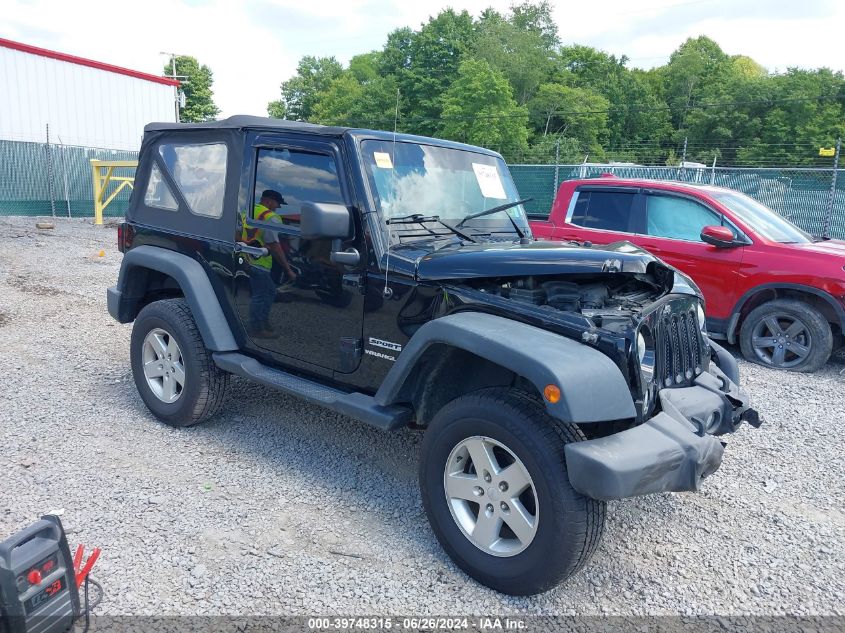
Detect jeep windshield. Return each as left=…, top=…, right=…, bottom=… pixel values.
left=360, top=139, right=530, bottom=243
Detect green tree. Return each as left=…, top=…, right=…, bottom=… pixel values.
left=737, top=68, right=845, bottom=165
left=527, top=82, right=609, bottom=153
left=438, top=58, right=529, bottom=154
left=662, top=36, right=731, bottom=131
left=270, top=56, right=343, bottom=121
left=731, top=55, right=766, bottom=79
left=521, top=134, right=584, bottom=164
left=381, top=9, right=477, bottom=135
left=510, top=0, right=560, bottom=50
left=473, top=10, right=556, bottom=104
left=311, top=72, right=399, bottom=128
left=267, top=100, right=286, bottom=119
left=557, top=46, right=671, bottom=157
left=681, top=60, right=770, bottom=164
left=164, top=55, right=219, bottom=122
left=349, top=51, right=381, bottom=83
left=271, top=5, right=845, bottom=168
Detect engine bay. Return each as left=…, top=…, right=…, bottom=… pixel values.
left=468, top=274, right=667, bottom=330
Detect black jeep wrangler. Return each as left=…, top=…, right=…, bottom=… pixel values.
left=108, top=116, right=761, bottom=595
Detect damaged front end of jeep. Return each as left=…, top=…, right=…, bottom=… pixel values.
left=420, top=245, right=763, bottom=502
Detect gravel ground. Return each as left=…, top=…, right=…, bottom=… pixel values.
left=0, top=216, right=843, bottom=617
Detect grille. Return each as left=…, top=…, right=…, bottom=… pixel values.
left=658, top=307, right=704, bottom=387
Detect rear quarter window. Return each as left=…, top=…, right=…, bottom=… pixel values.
left=158, top=142, right=228, bottom=218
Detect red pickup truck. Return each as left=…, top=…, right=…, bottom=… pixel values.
left=530, top=177, right=845, bottom=372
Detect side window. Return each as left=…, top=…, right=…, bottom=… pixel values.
left=570, top=191, right=636, bottom=232
left=144, top=163, right=177, bottom=211
left=158, top=143, right=227, bottom=218
left=646, top=195, right=721, bottom=241
left=253, top=148, right=344, bottom=227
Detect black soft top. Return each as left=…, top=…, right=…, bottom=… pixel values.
left=144, top=115, right=350, bottom=137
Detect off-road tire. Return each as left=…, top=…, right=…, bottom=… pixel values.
left=130, top=299, right=229, bottom=427
left=739, top=299, right=832, bottom=372
left=419, top=387, right=605, bottom=595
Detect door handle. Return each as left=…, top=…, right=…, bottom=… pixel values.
left=331, top=247, right=360, bottom=266
left=235, top=242, right=269, bottom=257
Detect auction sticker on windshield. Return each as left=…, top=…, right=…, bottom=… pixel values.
left=472, top=163, right=507, bottom=199
left=373, top=152, right=394, bottom=169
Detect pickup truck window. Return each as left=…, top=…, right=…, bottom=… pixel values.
left=158, top=143, right=227, bottom=218
left=253, top=148, right=344, bottom=226
left=570, top=190, right=636, bottom=232
left=646, top=195, right=721, bottom=241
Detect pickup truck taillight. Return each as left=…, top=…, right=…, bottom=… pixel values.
left=117, top=222, right=134, bottom=253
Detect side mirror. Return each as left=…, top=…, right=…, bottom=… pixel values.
left=700, top=225, right=739, bottom=248
left=300, top=202, right=352, bottom=240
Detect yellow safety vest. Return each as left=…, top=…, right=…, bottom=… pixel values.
left=241, top=203, right=279, bottom=269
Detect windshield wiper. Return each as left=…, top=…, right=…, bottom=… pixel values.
left=457, top=198, right=533, bottom=238
left=385, top=214, right=478, bottom=243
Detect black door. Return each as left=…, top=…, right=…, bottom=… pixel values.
left=234, top=135, right=366, bottom=375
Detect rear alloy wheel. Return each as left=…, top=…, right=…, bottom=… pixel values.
left=141, top=328, right=186, bottom=403
left=131, top=299, right=229, bottom=426
left=739, top=299, right=832, bottom=372
left=420, top=388, right=605, bottom=595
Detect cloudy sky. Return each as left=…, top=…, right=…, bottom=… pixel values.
left=4, top=0, right=843, bottom=117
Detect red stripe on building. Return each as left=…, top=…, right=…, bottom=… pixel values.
left=0, top=37, right=180, bottom=86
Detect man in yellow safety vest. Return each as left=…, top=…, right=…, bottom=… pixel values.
left=242, top=189, right=298, bottom=337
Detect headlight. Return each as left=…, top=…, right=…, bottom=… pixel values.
left=637, top=326, right=656, bottom=386
left=696, top=304, right=707, bottom=333
left=670, top=270, right=703, bottom=298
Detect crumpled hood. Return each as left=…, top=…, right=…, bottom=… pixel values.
left=414, top=239, right=662, bottom=280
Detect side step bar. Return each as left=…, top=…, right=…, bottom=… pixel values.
left=212, top=352, right=413, bottom=431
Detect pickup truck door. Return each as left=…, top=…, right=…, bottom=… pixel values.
left=633, top=190, right=745, bottom=321
left=234, top=134, right=366, bottom=375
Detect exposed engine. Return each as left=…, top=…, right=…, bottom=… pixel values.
left=469, top=274, right=666, bottom=330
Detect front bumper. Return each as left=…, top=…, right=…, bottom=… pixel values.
left=565, top=353, right=761, bottom=501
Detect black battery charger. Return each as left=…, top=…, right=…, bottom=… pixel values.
left=0, top=515, right=81, bottom=633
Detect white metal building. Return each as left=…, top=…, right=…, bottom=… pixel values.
left=0, top=38, right=178, bottom=151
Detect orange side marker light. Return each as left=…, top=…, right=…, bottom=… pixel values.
left=543, top=384, right=561, bottom=403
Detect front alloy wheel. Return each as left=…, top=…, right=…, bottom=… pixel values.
left=444, top=436, right=538, bottom=557
left=420, top=388, right=605, bottom=595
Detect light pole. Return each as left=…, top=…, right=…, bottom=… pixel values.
left=160, top=52, right=187, bottom=122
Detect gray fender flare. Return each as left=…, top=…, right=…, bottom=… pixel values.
left=374, top=312, right=636, bottom=423
left=113, top=245, right=238, bottom=351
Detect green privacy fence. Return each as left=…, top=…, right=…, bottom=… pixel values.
left=0, top=139, right=138, bottom=218
left=1, top=138, right=844, bottom=238
left=510, top=163, right=845, bottom=239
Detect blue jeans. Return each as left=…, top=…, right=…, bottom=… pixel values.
left=248, top=266, right=275, bottom=329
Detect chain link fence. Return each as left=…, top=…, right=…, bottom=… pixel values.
left=0, top=139, right=138, bottom=219
left=2, top=138, right=844, bottom=238
left=510, top=163, right=845, bottom=239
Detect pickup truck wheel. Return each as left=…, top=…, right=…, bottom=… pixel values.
left=130, top=299, right=229, bottom=427
left=739, top=299, right=832, bottom=372
left=419, top=387, right=605, bottom=595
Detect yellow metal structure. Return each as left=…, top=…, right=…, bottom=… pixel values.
left=90, top=159, right=138, bottom=225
